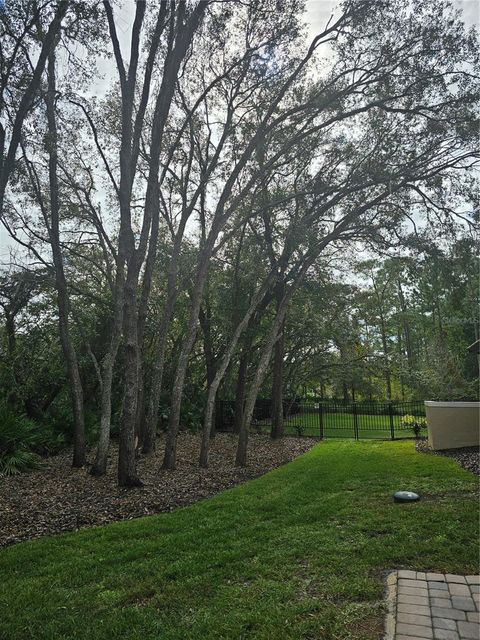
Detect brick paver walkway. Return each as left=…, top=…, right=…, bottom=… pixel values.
left=387, top=570, right=480, bottom=640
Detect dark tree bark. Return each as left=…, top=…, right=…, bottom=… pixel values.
left=45, top=50, right=85, bottom=467
left=199, top=299, right=217, bottom=437
left=378, top=311, right=392, bottom=400
left=91, top=0, right=147, bottom=480
left=91, top=1, right=207, bottom=484
left=270, top=290, right=285, bottom=439
left=235, top=270, right=307, bottom=466
left=236, top=307, right=287, bottom=467
left=199, top=274, right=275, bottom=467
left=135, top=191, right=160, bottom=450
left=143, top=212, right=189, bottom=454
left=233, top=346, right=250, bottom=435
left=133, top=2, right=209, bottom=461
left=0, top=2, right=68, bottom=215
left=397, top=280, right=415, bottom=371
left=162, top=23, right=336, bottom=470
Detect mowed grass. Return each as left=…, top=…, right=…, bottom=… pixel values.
left=0, top=441, right=478, bottom=640
left=262, top=411, right=424, bottom=439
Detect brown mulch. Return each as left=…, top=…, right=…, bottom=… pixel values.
left=416, top=439, right=480, bottom=476
left=0, top=433, right=316, bottom=548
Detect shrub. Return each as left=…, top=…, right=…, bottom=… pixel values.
left=0, top=404, right=42, bottom=475
left=42, top=395, right=97, bottom=446
left=400, top=414, right=427, bottom=439
left=180, top=396, right=205, bottom=433
left=292, top=423, right=305, bottom=436
left=33, top=428, right=65, bottom=456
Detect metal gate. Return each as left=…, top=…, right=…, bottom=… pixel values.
left=215, top=399, right=426, bottom=440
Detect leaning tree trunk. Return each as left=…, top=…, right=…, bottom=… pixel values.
left=199, top=275, right=274, bottom=467
left=161, top=28, right=324, bottom=469
left=233, top=346, right=250, bottom=435
left=379, top=312, right=392, bottom=400
left=235, top=330, right=281, bottom=467
left=235, top=272, right=305, bottom=466
left=143, top=225, right=185, bottom=454
left=199, top=300, right=216, bottom=437
left=46, top=50, right=85, bottom=467
left=236, top=314, right=286, bottom=465
left=138, top=5, right=209, bottom=454
left=90, top=216, right=128, bottom=476
left=162, top=36, right=317, bottom=469
left=270, top=297, right=285, bottom=439
left=90, top=335, right=121, bottom=475
left=397, top=280, right=415, bottom=370
left=0, top=2, right=68, bottom=217
left=162, top=246, right=214, bottom=470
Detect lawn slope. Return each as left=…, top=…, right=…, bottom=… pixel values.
left=0, top=441, right=478, bottom=640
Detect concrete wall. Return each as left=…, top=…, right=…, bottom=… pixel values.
left=425, top=401, right=480, bottom=450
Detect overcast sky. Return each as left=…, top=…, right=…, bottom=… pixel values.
left=306, top=0, right=479, bottom=36
left=1, top=0, right=478, bottom=260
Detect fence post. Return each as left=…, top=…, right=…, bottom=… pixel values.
left=389, top=403, right=395, bottom=440
left=319, top=402, right=324, bottom=439
left=353, top=403, right=359, bottom=440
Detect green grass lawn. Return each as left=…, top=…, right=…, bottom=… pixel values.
left=0, top=441, right=478, bottom=640
left=260, top=411, right=424, bottom=439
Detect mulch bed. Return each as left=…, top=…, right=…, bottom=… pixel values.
left=416, top=439, right=480, bottom=476
left=0, top=433, right=316, bottom=548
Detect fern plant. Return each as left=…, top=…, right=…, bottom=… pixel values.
left=0, top=403, right=42, bottom=475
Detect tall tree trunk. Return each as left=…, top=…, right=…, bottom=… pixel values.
left=199, top=294, right=216, bottom=437
left=163, top=256, right=211, bottom=470
left=236, top=318, right=283, bottom=467
left=4, top=312, right=15, bottom=358
left=102, top=1, right=207, bottom=481
left=379, top=312, right=392, bottom=400
left=134, top=1, right=208, bottom=460
left=143, top=226, right=185, bottom=454
left=117, top=264, right=143, bottom=486
left=235, top=278, right=300, bottom=466
left=90, top=1, right=147, bottom=477
left=270, top=310, right=285, bottom=439
left=233, top=346, right=250, bottom=435
left=397, top=280, right=414, bottom=370
left=91, top=326, right=122, bottom=475
left=135, top=187, right=160, bottom=450
left=230, top=226, right=249, bottom=436
left=199, top=275, right=274, bottom=467
left=397, top=327, right=405, bottom=400
left=0, top=2, right=68, bottom=216
left=46, top=50, right=85, bottom=467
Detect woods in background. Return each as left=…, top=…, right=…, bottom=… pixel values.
left=0, top=0, right=478, bottom=484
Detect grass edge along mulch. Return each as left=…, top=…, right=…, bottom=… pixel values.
left=0, top=440, right=478, bottom=640
left=0, top=433, right=315, bottom=548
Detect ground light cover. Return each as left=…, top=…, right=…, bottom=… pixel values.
left=0, top=441, right=478, bottom=640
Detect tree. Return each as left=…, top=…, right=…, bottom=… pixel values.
left=0, top=0, right=477, bottom=483
left=0, top=1, right=68, bottom=215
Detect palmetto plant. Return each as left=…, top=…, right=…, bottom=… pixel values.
left=0, top=403, right=42, bottom=475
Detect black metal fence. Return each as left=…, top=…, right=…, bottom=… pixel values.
left=215, top=398, right=426, bottom=440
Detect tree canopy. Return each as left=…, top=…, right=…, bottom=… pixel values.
left=0, top=0, right=478, bottom=484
